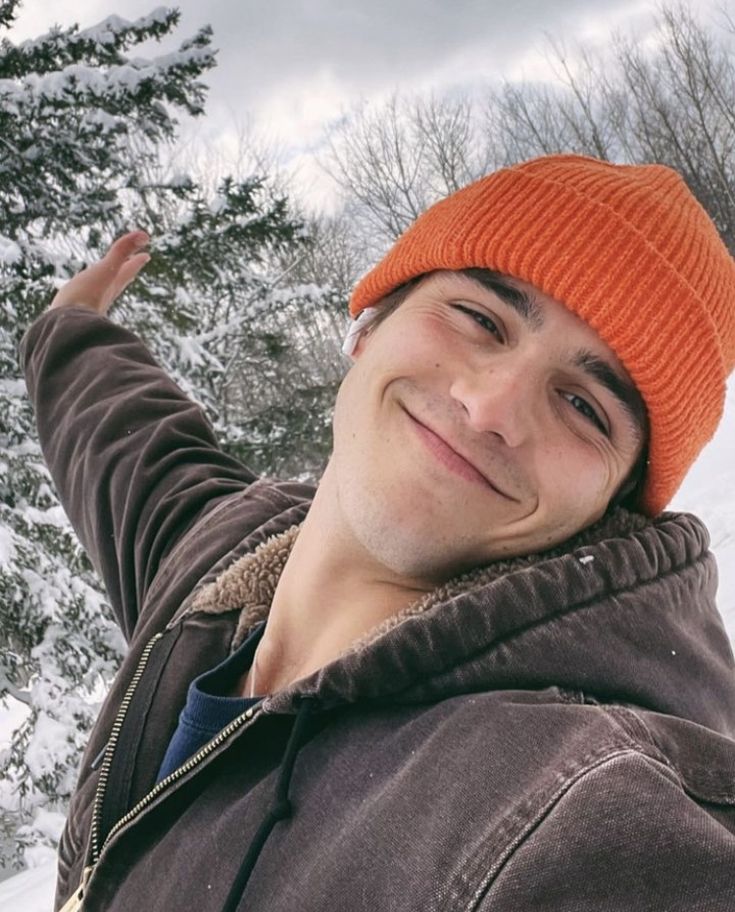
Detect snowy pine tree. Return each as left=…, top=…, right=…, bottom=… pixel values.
left=0, top=0, right=216, bottom=870
left=118, top=171, right=345, bottom=481
left=0, top=0, right=340, bottom=871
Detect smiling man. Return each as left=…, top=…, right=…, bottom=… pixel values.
left=335, top=271, right=646, bottom=563
left=19, top=154, right=735, bottom=911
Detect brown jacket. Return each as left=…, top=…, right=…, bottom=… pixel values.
left=20, top=306, right=735, bottom=911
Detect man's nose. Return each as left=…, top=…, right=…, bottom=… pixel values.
left=449, top=360, right=537, bottom=448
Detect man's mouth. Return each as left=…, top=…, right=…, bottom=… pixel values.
left=402, top=406, right=515, bottom=499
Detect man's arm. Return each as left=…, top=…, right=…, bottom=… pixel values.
left=18, top=233, right=258, bottom=640
left=477, top=750, right=735, bottom=910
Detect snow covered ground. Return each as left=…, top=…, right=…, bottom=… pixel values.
left=2, top=381, right=734, bottom=910
left=668, top=378, right=735, bottom=636
left=0, top=851, right=57, bottom=911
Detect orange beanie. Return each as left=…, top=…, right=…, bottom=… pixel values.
left=349, top=154, right=735, bottom=516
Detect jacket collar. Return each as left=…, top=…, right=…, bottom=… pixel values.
left=186, top=508, right=735, bottom=736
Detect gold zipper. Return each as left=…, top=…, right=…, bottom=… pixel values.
left=89, top=631, right=165, bottom=864
left=98, top=698, right=262, bottom=855
left=72, top=628, right=263, bottom=909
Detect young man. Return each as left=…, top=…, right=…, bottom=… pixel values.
left=20, top=154, right=735, bottom=911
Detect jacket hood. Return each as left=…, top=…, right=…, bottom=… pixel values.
left=187, top=507, right=735, bottom=737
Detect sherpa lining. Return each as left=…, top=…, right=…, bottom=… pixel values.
left=189, top=524, right=300, bottom=649
left=187, top=508, right=650, bottom=654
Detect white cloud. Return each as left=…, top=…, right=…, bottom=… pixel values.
left=7, top=0, right=725, bottom=207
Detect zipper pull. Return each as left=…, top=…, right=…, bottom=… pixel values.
left=58, top=864, right=94, bottom=912
left=90, top=740, right=110, bottom=771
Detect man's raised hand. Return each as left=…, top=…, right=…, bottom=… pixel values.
left=48, top=230, right=150, bottom=316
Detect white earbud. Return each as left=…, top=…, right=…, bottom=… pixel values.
left=341, top=307, right=382, bottom=357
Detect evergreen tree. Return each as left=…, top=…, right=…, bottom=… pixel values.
left=119, top=172, right=346, bottom=481
left=0, top=1, right=339, bottom=870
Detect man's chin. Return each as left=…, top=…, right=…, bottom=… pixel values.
left=349, top=512, right=499, bottom=582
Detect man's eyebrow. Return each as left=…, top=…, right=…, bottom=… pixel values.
left=449, top=268, right=648, bottom=438
left=460, top=268, right=545, bottom=331
left=573, top=350, right=648, bottom=439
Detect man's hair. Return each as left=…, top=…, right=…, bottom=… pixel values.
left=365, top=275, right=424, bottom=333
left=610, top=446, right=648, bottom=512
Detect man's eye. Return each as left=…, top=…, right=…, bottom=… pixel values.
left=562, top=392, right=608, bottom=435
left=453, top=305, right=503, bottom=340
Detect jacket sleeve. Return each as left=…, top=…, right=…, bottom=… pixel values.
left=477, top=750, right=735, bottom=910
left=19, top=305, right=259, bottom=641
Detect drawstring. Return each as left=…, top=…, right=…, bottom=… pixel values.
left=221, top=696, right=318, bottom=912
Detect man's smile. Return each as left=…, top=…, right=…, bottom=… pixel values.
left=401, top=404, right=514, bottom=499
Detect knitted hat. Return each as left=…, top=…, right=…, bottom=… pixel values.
left=349, top=154, right=735, bottom=516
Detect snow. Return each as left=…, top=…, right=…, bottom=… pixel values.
left=0, top=378, right=27, bottom=396
left=21, top=505, right=70, bottom=530
left=77, top=9, right=171, bottom=47
left=0, top=525, right=17, bottom=563
left=81, top=109, right=123, bottom=135
left=0, top=857, right=57, bottom=911
left=28, top=809, right=66, bottom=844
left=270, top=282, right=327, bottom=303
left=169, top=171, right=193, bottom=189
left=208, top=194, right=227, bottom=215
left=0, top=698, right=30, bottom=768
left=669, top=377, right=735, bottom=636
left=177, top=335, right=207, bottom=368
left=0, top=236, right=22, bottom=265
left=24, top=713, right=72, bottom=782
left=0, top=43, right=210, bottom=108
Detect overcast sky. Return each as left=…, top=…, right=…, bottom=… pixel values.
left=9, top=0, right=729, bottom=207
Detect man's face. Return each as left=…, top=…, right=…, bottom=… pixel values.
left=329, top=270, right=646, bottom=582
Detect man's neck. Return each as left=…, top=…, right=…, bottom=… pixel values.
left=238, top=473, right=434, bottom=697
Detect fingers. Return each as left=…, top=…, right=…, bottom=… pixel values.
left=103, top=230, right=151, bottom=306
left=46, top=230, right=152, bottom=314
left=103, top=230, right=150, bottom=273
left=110, top=251, right=151, bottom=300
